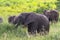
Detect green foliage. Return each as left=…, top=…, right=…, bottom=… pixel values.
left=0, top=0, right=59, bottom=40
left=0, top=0, right=57, bottom=16
left=0, top=0, right=57, bottom=22
left=56, top=0, right=60, bottom=11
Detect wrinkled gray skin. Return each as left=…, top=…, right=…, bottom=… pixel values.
left=12, top=12, right=50, bottom=35
left=8, top=16, right=16, bottom=23
left=43, top=10, right=59, bottom=22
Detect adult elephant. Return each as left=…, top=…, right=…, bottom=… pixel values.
left=9, top=12, right=50, bottom=35
left=43, top=10, right=59, bottom=22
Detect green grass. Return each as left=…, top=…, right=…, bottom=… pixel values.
left=0, top=22, right=60, bottom=40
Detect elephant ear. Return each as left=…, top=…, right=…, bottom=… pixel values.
left=24, top=19, right=34, bottom=25
left=24, top=13, right=34, bottom=25
left=20, top=12, right=35, bottom=25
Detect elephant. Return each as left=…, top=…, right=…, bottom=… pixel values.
left=43, top=10, right=59, bottom=22
left=8, top=16, right=16, bottom=23
left=10, top=12, right=50, bottom=35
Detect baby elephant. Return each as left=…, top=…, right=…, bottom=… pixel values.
left=10, top=12, right=50, bottom=35
left=43, top=10, right=59, bottom=22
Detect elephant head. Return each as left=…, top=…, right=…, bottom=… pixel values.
left=12, top=12, right=34, bottom=28
left=8, top=16, right=16, bottom=23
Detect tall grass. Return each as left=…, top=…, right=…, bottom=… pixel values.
left=0, top=21, right=60, bottom=40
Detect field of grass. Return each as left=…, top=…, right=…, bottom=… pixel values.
left=0, top=0, right=60, bottom=40
left=0, top=21, right=60, bottom=40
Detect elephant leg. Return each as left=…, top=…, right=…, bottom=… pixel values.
left=55, top=17, right=58, bottom=22
left=37, top=28, right=44, bottom=35
left=28, top=22, right=37, bottom=35
left=37, top=26, right=41, bottom=33
left=37, top=25, right=42, bottom=34
left=37, top=25, right=49, bottom=35
left=44, top=24, right=50, bottom=35
left=46, top=27, right=49, bottom=34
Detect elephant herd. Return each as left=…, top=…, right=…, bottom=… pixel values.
left=0, top=10, right=59, bottom=36
left=8, top=10, right=59, bottom=36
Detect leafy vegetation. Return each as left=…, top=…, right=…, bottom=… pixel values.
left=0, top=0, right=60, bottom=40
